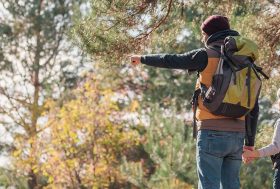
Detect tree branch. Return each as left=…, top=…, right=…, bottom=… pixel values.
left=136, top=0, right=173, bottom=39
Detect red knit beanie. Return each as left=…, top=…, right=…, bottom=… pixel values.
left=200, top=15, right=230, bottom=36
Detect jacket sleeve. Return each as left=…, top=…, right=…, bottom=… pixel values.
left=245, top=98, right=259, bottom=146
left=140, top=48, right=208, bottom=71
left=258, top=120, right=280, bottom=157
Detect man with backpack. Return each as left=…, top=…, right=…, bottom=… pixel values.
left=130, top=15, right=267, bottom=189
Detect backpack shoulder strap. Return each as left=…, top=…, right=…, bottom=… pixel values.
left=189, top=88, right=201, bottom=139
left=253, top=65, right=269, bottom=80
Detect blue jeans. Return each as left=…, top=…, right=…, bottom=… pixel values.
left=274, top=168, right=280, bottom=189
left=196, top=130, right=245, bottom=189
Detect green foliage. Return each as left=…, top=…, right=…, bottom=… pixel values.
left=141, top=68, right=196, bottom=111
left=121, top=105, right=197, bottom=188
left=258, top=97, right=279, bottom=126
left=1, top=0, right=279, bottom=188
left=240, top=158, right=273, bottom=189
left=240, top=124, right=275, bottom=189
left=0, top=0, right=88, bottom=188
left=255, top=123, right=275, bottom=149
left=72, top=0, right=189, bottom=63
left=0, top=168, right=28, bottom=189
left=72, top=0, right=280, bottom=75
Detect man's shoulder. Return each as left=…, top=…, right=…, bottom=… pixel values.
left=182, top=48, right=208, bottom=72
left=184, top=48, right=207, bottom=59
left=187, top=48, right=207, bottom=54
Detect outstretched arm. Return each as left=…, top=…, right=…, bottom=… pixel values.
left=130, top=48, right=208, bottom=71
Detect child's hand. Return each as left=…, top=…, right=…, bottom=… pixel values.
left=242, top=146, right=256, bottom=164
left=243, top=149, right=260, bottom=158
left=242, top=149, right=260, bottom=164
left=242, top=156, right=255, bottom=164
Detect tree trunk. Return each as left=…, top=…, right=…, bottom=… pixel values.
left=27, top=170, right=38, bottom=189
left=28, top=1, right=43, bottom=188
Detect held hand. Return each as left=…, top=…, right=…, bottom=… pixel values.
left=243, top=145, right=254, bottom=151
left=243, top=156, right=256, bottom=164
left=242, top=146, right=255, bottom=164
left=243, top=149, right=260, bottom=158
left=130, top=55, right=141, bottom=66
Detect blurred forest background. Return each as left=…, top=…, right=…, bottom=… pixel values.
left=0, top=0, right=280, bottom=188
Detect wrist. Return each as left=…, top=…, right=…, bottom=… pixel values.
left=140, top=56, right=144, bottom=64
left=254, top=150, right=260, bottom=157
left=244, top=145, right=254, bottom=150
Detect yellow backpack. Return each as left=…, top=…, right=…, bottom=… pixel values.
left=200, top=36, right=269, bottom=117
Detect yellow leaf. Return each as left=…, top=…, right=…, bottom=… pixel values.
left=130, top=100, right=139, bottom=112
left=12, top=150, right=21, bottom=157
left=48, top=176, right=54, bottom=183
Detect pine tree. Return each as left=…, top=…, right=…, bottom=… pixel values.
left=73, top=0, right=280, bottom=71
left=0, top=0, right=85, bottom=188
left=121, top=105, right=197, bottom=188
